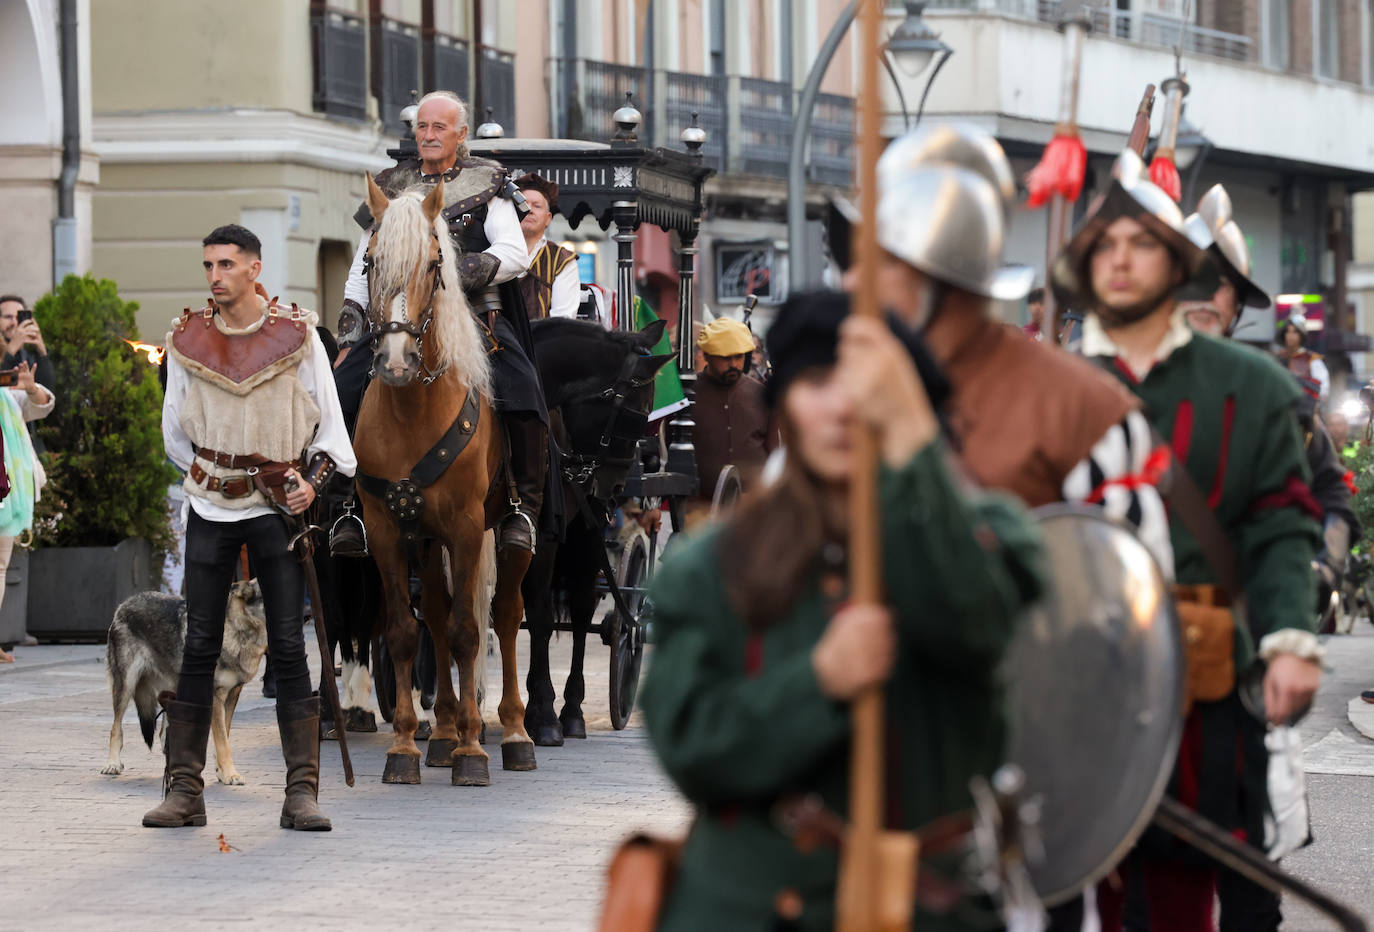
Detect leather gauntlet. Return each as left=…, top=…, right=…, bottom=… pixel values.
left=458, top=252, right=501, bottom=293
left=302, top=453, right=337, bottom=494
left=336, top=299, right=369, bottom=348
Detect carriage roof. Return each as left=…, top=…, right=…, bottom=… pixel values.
left=468, top=138, right=714, bottom=237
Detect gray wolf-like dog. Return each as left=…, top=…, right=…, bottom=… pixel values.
left=101, top=581, right=267, bottom=785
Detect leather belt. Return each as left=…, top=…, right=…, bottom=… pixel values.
left=189, top=461, right=255, bottom=498
left=192, top=444, right=271, bottom=470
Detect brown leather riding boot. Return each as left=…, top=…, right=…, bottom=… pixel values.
left=142, top=693, right=211, bottom=828
left=277, top=695, right=332, bottom=831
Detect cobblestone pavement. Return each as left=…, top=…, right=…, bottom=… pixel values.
left=5, top=622, right=1374, bottom=930
left=0, top=629, right=690, bottom=931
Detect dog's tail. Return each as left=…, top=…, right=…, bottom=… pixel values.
left=135, top=684, right=160, bottom=749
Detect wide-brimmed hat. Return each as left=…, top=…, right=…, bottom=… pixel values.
left=1053, top=149, right=1208, bottom=308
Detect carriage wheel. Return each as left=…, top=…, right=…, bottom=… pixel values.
left=373, top=636, right=397, bottom=724
left=608, top=531, right=650, bottom=730
left=710, top=465, right=744, bottom=518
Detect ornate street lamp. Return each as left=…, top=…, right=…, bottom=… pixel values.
left=787, top=0, right=954, bottom=294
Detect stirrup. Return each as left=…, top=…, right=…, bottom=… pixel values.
left=499, top=507, right=537, bottom=555
left=329, top=500, right=369, bottom=557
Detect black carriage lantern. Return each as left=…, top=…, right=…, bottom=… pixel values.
left=469, top=114, right=713, bottom=502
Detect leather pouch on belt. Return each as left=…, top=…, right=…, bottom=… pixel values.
left=598, top=832, right=685, bottom=932
left=1174, top=584, right=1236, bottom=715
left=251, top=462, right=299, bottom=510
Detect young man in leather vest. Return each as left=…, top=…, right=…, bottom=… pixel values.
left=148, top=224, right=356, bottom=831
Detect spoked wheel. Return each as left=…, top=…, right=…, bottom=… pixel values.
left=711, top=464, right=743, bottom=519
left=608, top=531, right=650, bottom=730
left=373, top=635, right=396, bottom=724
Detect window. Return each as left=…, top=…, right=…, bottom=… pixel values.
left=1316, top=0, right=1340, bottom=78
left=1263, top=0, right=1291, bottom=69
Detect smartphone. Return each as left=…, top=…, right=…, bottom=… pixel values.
left=15, top=310, right=32, bottom=323
left=0, top=369, right=18, bottom=387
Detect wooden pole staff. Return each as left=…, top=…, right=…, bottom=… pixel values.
left=835, top=0, right=909, bottom=928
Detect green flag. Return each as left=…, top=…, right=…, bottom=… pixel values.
left=633, top=296, right=689, bottom=422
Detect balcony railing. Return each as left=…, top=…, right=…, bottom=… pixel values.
left=373, top=17, right=422, bottom=135
left=478, top=46, right=517, bottom=129
left=929, top=0, right=1253, bottom=62
left=738, top=78, right=792, bottom=177
left=810, top=93, right=856, bottom=188
left=311, top=7, right=367, bottom=121
left=665, top=71, right=726, bottom=170
left=427, top=32, right=471, bottom=105
left=560, top=59, right=854, bottom=185
left=572, top=60, right=648, bottom=144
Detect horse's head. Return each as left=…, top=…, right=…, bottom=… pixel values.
left=534, top=318, right=675, bottom=500
left=363, top=174, right=448, bottom=386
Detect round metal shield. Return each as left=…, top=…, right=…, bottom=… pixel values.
left=1003, top=505, right=1185, bottom=906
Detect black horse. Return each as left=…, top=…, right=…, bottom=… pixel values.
left=522, top=317, right=672, bottom=746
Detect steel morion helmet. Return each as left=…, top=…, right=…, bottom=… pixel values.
left=1182, top=184, right=1271, bottom=310
left=872, top=123, right=1033, bottom=300
left=1053, top=149, right=1209, bottom=308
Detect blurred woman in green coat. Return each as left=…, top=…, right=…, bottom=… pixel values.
left=641, top=292, right=1046, bottom=931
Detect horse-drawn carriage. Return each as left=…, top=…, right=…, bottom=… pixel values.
left=353, top=111, right=718, bottom=769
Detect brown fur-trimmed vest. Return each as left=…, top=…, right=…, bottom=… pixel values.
left=168, top=292, right=320, bottom=510
left=935, top=313, right=1139, bottom=507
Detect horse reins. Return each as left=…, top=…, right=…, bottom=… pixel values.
left=362, top=230, right=450, bottom=385
left=558, top=352, right=653, bottom=488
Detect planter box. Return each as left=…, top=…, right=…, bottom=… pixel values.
left=0, top=548, right=28, bottom=647
left=27, top=538, right=157, bottom=642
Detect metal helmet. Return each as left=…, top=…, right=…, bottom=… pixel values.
left=1187, top=184, right=1271, bottom=309
left=878, top=122, right=1019, bottom=220
left=1054, top=149, right=1208, bottom=308
left=876, top=166, right=1033, bottom=300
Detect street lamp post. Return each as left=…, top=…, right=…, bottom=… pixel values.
left=786, top=1, right=951, bottom=295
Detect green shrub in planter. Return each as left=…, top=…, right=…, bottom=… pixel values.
left=29, top=274, right=178, bottom=565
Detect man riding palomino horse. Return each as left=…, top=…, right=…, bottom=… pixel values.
left=341, top=89, right=548, bottom=554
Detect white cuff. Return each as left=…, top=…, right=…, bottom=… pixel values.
left=1257, top=628, right=1325, bottom=664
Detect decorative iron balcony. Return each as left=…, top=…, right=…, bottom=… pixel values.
left=478, top=47, right=517, bottom=130
left=927, top=0, right=1253, bottom=62
left=373, top=17, right=422, bottom=135
left=311, top=7, right=367, bottom=121
left=665, top=72, right=726, bottom=170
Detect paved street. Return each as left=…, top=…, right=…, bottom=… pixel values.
left=0, top=629, right=690, bottom=931
left=5, top=623, right=1374, bottom=930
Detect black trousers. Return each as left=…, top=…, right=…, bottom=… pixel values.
left=178, top=510, right=311, bottom=707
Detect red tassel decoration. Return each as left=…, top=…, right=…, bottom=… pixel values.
left=1343, top=469, right=1359, bottom=496
left=1149, top=153, right=1182, bottom=203
left=1026, top=130, right=1088, bottom=208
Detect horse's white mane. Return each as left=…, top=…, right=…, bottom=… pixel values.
left=372, top=190, right=492, bottom=398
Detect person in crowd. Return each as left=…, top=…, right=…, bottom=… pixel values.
left=514, top=173, right=581, bottom=320
left=0, top=360, right=53, bottom=663
left=691, top=317, right=776, bottom=507
left=641, top=290, right=1045, bottom=930
left=1058, top=150, right=1321, bottom=930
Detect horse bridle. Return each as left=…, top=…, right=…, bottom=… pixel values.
left=559, top=352, right=654, bottom=490
left=362, top=229, right=449, bottom=385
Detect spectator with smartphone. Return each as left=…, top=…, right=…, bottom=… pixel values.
left=0, top=296, right=55, bottom=448
left=0, top=359, right=53, bottom=662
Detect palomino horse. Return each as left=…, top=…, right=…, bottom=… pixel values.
left=353, top=175, right=532, bottom=786
left=521, top=318, right=673, bottom=745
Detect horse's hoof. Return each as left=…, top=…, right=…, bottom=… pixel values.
left=559, top=710, right=588, bottom=740
left=451, top=755, right=491, bottom=787
left=414, top=720, right=433, bottom=741
left=425, top=738, right=458, bottom=767
left=530, top=722, right=564, bottom=747
left=320, top=719, right=339, bottom=741
left=382, top=753, right=421, bottom=785
left=502, top=741, right=537, bottom=772
left=345, top=708, right=377, bottom=733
